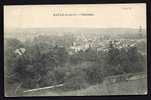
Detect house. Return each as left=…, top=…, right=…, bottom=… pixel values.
left=14, top=48, right=26, bottom=56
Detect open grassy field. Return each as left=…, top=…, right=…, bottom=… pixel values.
left=21, top=73, right=147, bottom=96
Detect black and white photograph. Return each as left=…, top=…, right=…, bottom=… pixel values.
left=4, top=4, right=147, bottom=96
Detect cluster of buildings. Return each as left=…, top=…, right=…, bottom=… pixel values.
left=110, top=39, right=137, bottom=49
left=68, top=32, right=138, bottom=55
left=68, top=33, right=98, bottom=55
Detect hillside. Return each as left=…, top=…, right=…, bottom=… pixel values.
left=21, top=73, right=147, bottom=96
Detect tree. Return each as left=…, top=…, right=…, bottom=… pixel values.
left=4, top=38, right=24, bottom=81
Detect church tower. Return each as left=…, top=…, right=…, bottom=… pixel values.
left=138, top=25, right=143, bottom=38
left=139, top=25, right=142, bottom=32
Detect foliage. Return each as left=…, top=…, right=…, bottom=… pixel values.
left=4, top=35, right=146, bottom=90
left=104, top=41, right=146, bottom=76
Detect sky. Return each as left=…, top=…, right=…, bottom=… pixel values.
left=4, top=3, right=146, bottom=29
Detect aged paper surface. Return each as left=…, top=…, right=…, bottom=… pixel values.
left=4, top=4, right=147, bottom=96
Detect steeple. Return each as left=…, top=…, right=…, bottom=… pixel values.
left=138, top=25, right=143, bottom=38
left=139, top=25, right=142, bottom=33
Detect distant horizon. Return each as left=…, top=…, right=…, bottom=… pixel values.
left=4, top=26, right=146, bottom=42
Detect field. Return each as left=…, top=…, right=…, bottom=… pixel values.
left=16, top=73, right=147, bottom=96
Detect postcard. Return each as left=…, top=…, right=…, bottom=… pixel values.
left=4, top=4, right=147, bottom=96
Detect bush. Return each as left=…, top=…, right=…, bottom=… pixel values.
left=85, top=62, right=104, bottom=84
left=63, top=67, right=89, bottom=90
